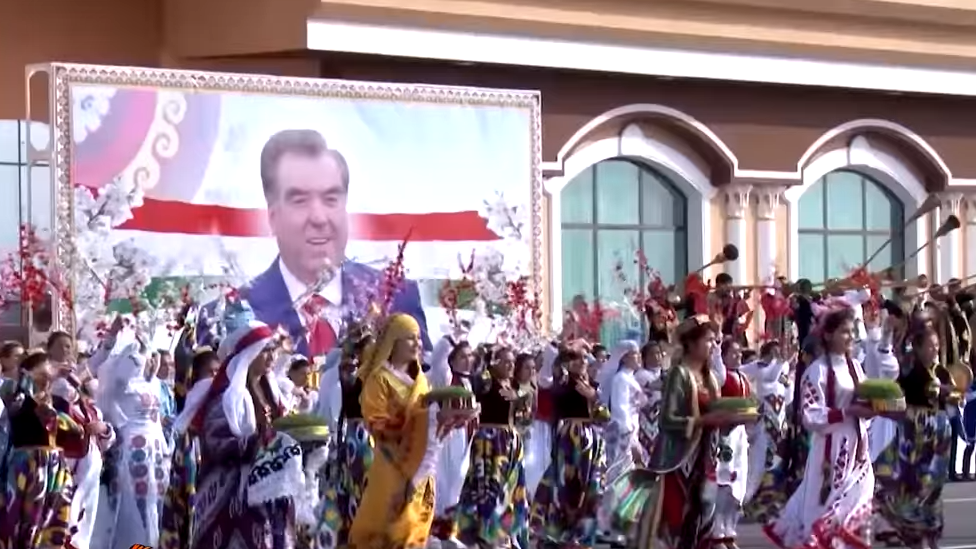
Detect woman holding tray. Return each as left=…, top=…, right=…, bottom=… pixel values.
left=875, top=327, right=955, bottom=549
left=611, top=315, right=751, bottom=549
left=182, top=299, right=295, bottom=549
left=765, top=305, right=897, bottom=549
left=347, top=313, right=470, bottom=549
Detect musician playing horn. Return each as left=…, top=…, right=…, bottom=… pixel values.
left=712, top=273, right=753, bottom=348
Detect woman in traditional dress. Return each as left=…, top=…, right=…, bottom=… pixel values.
left=184, top=300, right=294, bottom=549
left=613, top=315, right=728, bottom=549
left=0, top=351, right=87, bottom=549
left=524, top=342, right=557, bottom=497
left=454, top=346, right=531, bottom=549
left=92, top=335, right=172, bottom=549
left=348, top=313, right=468, bottom=549
left=740, top=340, right=794, bottom=523
left=318, top=330, right=376, bottom=549
left=427, top=336, right=475, bottom=548
left=635, top=340, right=666, bottom=456
left=531, top=347, right=607, bottom=548
left=875, top=327, right=955, bottom=549
left=598, top=340, right=644, bottom=539
left=764, top=305, right=894, bottom=548
left=159, top=332, right=220, bottom=549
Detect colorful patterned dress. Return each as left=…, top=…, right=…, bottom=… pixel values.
left=190, top=376, right=294, bottom=549
left=611, top=362, right=720, bottom=549
left=453, top=378, right=531, bottom=548
left=874, top=360, right=954, bottom=546
left=317, top=375, right=374, bottom=548
left=530, top=375, right=607, bottom=548
left=740, top=358, right=794, bottom=522
left=0, top=392, right=85, bottom=549
left=94, top=361, right=172, bottom=549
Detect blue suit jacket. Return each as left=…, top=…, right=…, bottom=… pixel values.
left=198, top=259, right=431, bottom=356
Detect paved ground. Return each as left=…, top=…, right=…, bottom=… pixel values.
left=592, top=481, right=976, bottom=549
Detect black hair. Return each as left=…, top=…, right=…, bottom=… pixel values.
left=641, top=340, right=661, bottom=364
left=741, top=349, right=758, bottom=364
left=447, top=341, right=471, bottom=366
left=759, top=340, right=780, bottom=357
left=679, top=323, right=715, bottom=351
left=20, top=351, right=48, bottom=372
left=715, top=273, right=733, bottom=285
left=820, top=308, right=856, bottom=349
left=0, top=341, right=24, bottom=360
left=45, top=331, right=71, bottom=351
left=592, top=344, right=607, bottom=356
left=911, top=327, right=939, bottom=352
left=289, top=357, right=311, bottom=373
left=720, top=337, right=740, bottom=357
left=191, top=350, right=219, bottom=383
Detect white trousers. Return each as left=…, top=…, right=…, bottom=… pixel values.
left=711, top=485, right=742, bottom=541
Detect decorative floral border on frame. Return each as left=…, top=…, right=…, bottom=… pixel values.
left=40, top=62, right=545, bottom=338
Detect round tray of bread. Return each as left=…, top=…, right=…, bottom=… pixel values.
left=710, top=397, right=760, bottom=423
left=855, top=379, right=906, bottom=413
left=427, top=386, right=479, bottom=420
left=272, top=413, right=331, bottom=442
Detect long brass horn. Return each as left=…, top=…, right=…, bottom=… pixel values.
left=862, top=194, right=941, bottom=268
left=695, top=243, right=739, bottom=274
left=885, top=214, right=961, bottom=274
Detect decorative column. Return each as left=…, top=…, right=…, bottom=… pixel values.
left=755, top=187, right=783, bottom=284
left=966, top=196, right=976, bottom=279
left=723, top=184, right=751, bottom=283
left=939, top=193, right=963, bottom=283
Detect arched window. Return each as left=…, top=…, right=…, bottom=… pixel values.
left=797, top=170, right=905, bottom=283
left=561, top=159, right=688, bottom=341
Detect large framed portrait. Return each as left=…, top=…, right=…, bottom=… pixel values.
left=27, top=63, right=542, bottom=348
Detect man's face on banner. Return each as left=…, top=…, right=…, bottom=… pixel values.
left=268, top=151, right=349, bottom=282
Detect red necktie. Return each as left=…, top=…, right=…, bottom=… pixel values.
left=301, top=294, right=336, bottom=356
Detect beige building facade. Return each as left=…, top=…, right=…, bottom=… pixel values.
left=5, top=0, right=976, bottom=335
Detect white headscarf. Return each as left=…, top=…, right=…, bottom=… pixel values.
left=180, top=318, right=280, bottom=438
left=599, top=339, right=640, bottom=405
left=173, top=377, right=214, bottom=434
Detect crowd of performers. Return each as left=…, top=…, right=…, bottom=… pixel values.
left=1, top=269, right=975, bottom=549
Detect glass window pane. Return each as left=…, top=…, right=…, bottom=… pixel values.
left=561, top=167, right=593, bottom=224
left=641, top=169, right=684, bottom=227
left=597, top=229, right=640, bottom=301
left=798, top=179, right=825, bottom=230
left=864, top=179, right=901, bottom=231
left=866, top=234, right=904, bottom=279
left=642, top=229, right=686, bottom=286
left=0, top=165, right=20, bottom=254
left=597, top=229, right=640, bottom=343
left=826, top=234, right=865, bottom=278
left=561, top=228, right=595, bottom=307
left=0, top=120, right=21, bottom=164
left=27, top=165, right=52, bottom=233
left=595, top=160, right=639, bottom=225
left=826, top=171, right=865, bottom=230
left=798, top=233, right=825, bottom=281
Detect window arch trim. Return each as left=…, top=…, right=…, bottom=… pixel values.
left=786, top=135, right=927, bottom=280
left=545, top=123, right=716, bottom=331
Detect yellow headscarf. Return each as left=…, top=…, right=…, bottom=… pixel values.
left=358, top=313, right=421, bottom=380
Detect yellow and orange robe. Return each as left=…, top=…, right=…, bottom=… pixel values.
left=348, top=363, right=440, bottom=549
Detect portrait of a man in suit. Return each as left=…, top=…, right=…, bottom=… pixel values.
left=202, top=129, right=430, bottom=356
